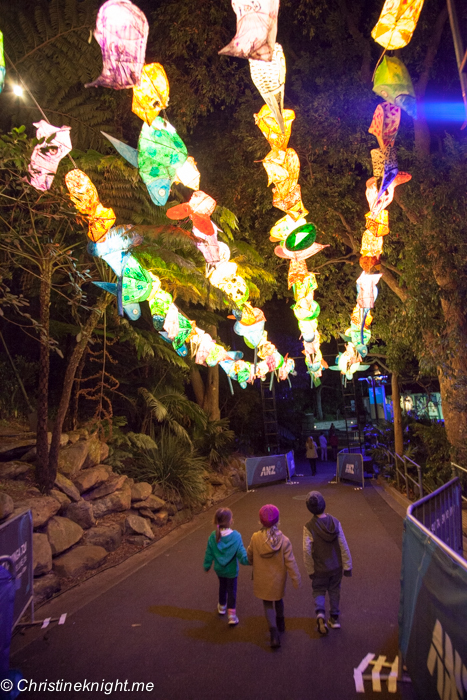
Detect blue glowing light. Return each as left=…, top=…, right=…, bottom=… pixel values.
left=423, top=102, right=466, bottom=122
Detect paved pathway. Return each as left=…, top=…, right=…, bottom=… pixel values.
left=11, top=459, right=416, bottom=700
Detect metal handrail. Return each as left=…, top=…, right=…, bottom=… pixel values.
left=378, top=446, right=424, bottom=500
left=451, top=462, right=467, bottom=502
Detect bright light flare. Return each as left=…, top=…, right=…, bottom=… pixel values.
left=12, top=84, right=24, bottom=97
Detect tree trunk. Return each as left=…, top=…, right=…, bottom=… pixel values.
left=391, top=372, right=403, bottom=456
left=35, top=261, right=52, bottom=492
left=190, top=365, right=205, bottom=408
left=48, top=295, right=111, bottom=486
left=202, top=365, right=220, bottom=420
left=315, top=384, right=323, bottom=421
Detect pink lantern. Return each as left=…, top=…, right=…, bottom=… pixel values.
left=28, top=120, right=72, bottom=191
left=86, top=0, right=149, bottom=89
left=219, top=0, right=280, bottom=62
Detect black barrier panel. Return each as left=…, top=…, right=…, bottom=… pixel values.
left=411, top=478, right=463, bottom=555
left=286, top=451, right=295, bottom=478
left=337, top=452, right=364, bottom=488
left=246, top=454, right=289, bottom=489
left=0, top=509, right=33, bottom=628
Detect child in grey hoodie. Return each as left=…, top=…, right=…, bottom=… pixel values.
left=302, top=491, right=352, bottom=635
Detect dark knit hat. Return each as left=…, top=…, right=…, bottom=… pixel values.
left=259, top=504, right=280, bottom=527
left=306, top=491, right=326, bottom=515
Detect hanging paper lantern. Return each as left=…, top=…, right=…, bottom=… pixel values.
left=234, top=319, right=266, bottom=347
left=65, top=169, right=116, bottom=242
left=373, top=57, right=417, bottom=118
left=368, top=102, right=401, bottom=151
left=365, top=210, right=389, bottom=237
left=359, top=255, right=380, bottom=273
left=249, top=43, right=286, bottom=130
left=121, top=255, right=153, bottom=306
left=360, top=230, right=384, bottom=258
left=28, top=121, right=72, bottom=192
left=284, top=223, right=317, bottom=252
left=0, top=32, right=5, bottom=93
left=287, top=259, right=309, bottom=287
left=255, top=105, right=295, bottom=151
left=273, top=183, right=308, bottom=219
left=275, top=240, right=328, bottom=261
left=371, top=0, right=425, bottom=50
left=138, top=117, right=188, bottom=206
left=219, top=0, right=279, bottom=62
left=356, top=271, right=382, bottom=310
left=167, top=190, right=216, bottom=236
left=86, top=0, right=149, bottom=89
left=366, top=172, right=411, bottom=217
left=132, top=63, right=169, bottom=124
left=269, top=214, right=307, bottom=242
left=263, top=148, right=300, bottom=201
left=174, top=156, right=201, bottom=191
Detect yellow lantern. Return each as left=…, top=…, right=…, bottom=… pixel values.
left=132, top=63, right=170, bottom=125
left=371, top=0, right=425, bottom=50
left=255, top=105, right=295, bottom=151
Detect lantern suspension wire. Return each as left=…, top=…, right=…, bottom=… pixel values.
left=4, top=51, right=79, bottom=168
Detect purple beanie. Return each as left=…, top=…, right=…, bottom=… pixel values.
left=259, top=504, right=280, bottom=528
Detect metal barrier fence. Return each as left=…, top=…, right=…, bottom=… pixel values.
left=409, top=477, right=463, bottom=555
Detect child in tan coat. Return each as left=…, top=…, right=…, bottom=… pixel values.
left=247, top=504, right=301, bottom=649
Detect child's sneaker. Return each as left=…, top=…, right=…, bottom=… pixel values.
left=317, top=616, right=328, bottom=635
left=217, top=603, right=227, bottom=615
left=328, top=616, right=341, bottom=629
left=227, top=609, right=239, bottom=625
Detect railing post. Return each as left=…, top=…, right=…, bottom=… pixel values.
left=417, top=464, right=423, bottom=499
left=395, top=454, right=400, bottom=490
left=404, top=457, right=409, bottom=498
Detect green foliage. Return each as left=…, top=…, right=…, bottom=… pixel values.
left=114, top=430, right=207, bottom=505
left=194, top=417, right=235, bottom=469
left=409, top=421, right=452, bottom=487
left=138, top=385, right=207, bottom=444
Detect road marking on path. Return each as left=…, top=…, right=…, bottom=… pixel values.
left=354, top=653, right=399, bottom=693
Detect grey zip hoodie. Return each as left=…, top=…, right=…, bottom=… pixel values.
left=303, top=514, right=352, bottom=576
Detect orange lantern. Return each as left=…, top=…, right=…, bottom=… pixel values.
left=132, top=63, right=170, bottom=125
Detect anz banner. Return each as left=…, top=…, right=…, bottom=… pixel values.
left=0, top=509, right=33, bottom=629
left=337, top=452, right=364, bottom=488
left=246, top=452, right=294, bottom=489
left=400, top=515, right=467, bottom=700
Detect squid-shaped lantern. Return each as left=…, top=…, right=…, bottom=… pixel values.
left=27, top=121, right=72, bottom=192
left=132, top=63, right=170, bottom=125
left=86, top=0, right=149, bottom=89
left=219, top=0, right=280, bottom=61
left=250, top=43, right=286, bottom=130
left=65, top=169, right=116, bottom=242
left=0, top=31, right=5, bottom=93
left=356, top=271, right=382, bottom=310
left=255, top=105, right=295, bottom=151
left=366, top=171, right=411, bottom=217
left=368, top=102, right=401, bottom=151
left=167, top=190, right=216, bottom=236
left=371, top=0, right=425, bottom=50
left=373, top=57, right=417, bottom=119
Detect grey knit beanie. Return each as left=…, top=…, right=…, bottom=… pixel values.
left=306, top=491, right=326, bottom=515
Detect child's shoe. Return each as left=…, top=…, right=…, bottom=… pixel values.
left=270, top=628, right=281, bottom=648
left=328, top=616, right=341, bottom=629
left=227, top=609, right=239, bottom=625
left=217, top=603, right=227, bottom=615
left=276, top=616, right=285, bottom=633
left=317, top=616, right=328, bottom=635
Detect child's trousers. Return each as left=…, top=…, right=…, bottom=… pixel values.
left=262, top=599, right=284, bottom=629
left=311, top=571, right=342, bottom=617
left=218, top=576, right=237, bottom=609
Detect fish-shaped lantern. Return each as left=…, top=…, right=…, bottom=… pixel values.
left=219, top=0, right=280, bottom=61
left=28, top=121, right=72, bottom=192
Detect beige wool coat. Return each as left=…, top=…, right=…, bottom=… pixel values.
left=247, top=529, right=301, bottom=601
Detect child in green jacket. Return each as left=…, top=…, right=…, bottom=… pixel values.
left=203, top=508, right=250, bottom=625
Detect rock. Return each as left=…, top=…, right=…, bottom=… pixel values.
left=138, top=507, right=157, bottom=521
left=132, top=494, right=165, bottom=512
left=66, top=431, right=81, bottom=444
left=0, top=493, right=14, bottom=521
left=91, top=487, right=132, bottom=519
left=0, top=439, right=36, bottom=461
left=83, top=523, right=122, bottom=552
left=131, top=482, right=152, bottom=502
left=125, top=513, right=155, bottom=539
left=99, top=442, right=109, bottom=463
left=54, top=473, right=80, bottom=502
left=73, top=466, right=109, bottom=494
left=14, top=497, right=60, bottom=528
left=46, top=516, right=83, bottom=556
left=152, top=483, right=165, bottom=498
left=64, top=501, right=96, bottom=530
left=50, top=489, right=71, bottom=509
left=0, top=461, right=31, bottom=480
left=53, top=545, right=108, bottom=578
left=21, top=433, right=69, bottom=462
left=33, top=573, right=61, bottom=605
left=209, top=473, right=225, bottom=486
left=82, top=436, right=102, bottom=469
left=153, top=510, right=169, bottom=527
left=82, top=475, right=127, bottom=501
left=33, top=533, right=52, bottom=576
left=229, top=472, right=244, bottom=489
left=165, top=503, right=178, bottom=516
left=212, top=485, right=228, bottom=503
left=58, top=441, right=90, bottom=479
left=126, top=535, right=151, bottom=547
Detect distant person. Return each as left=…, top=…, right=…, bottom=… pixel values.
left=329, top=423, right=336, bottom=437
left=319, top=432, right=328, bottom=461
left=303, top=491, right=352, bottom=635
left=329, top=432, right=339, bottom=461
left=306, top=435, right=318, bottom=475
left=247, top=505, right=301, bottom=649
left=203, top=508, right=250, bottom=626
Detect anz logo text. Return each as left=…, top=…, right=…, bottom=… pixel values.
left=260, top=465, right=276, bottom=477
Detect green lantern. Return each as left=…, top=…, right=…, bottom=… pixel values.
left=148, top=289, right=173, bottom=317
left=373, top=57, right=417, bottom=119
left=121, top=255, right=153, bottom=305
left=284, top=223, right=317, bottom=252
left=138, top=116, right=188, bottom=206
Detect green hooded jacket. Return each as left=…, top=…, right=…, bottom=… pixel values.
left=203, top=530, right=250, bottom=578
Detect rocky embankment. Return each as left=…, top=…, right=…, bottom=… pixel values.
left=0, top=430, right=245, bottom=607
